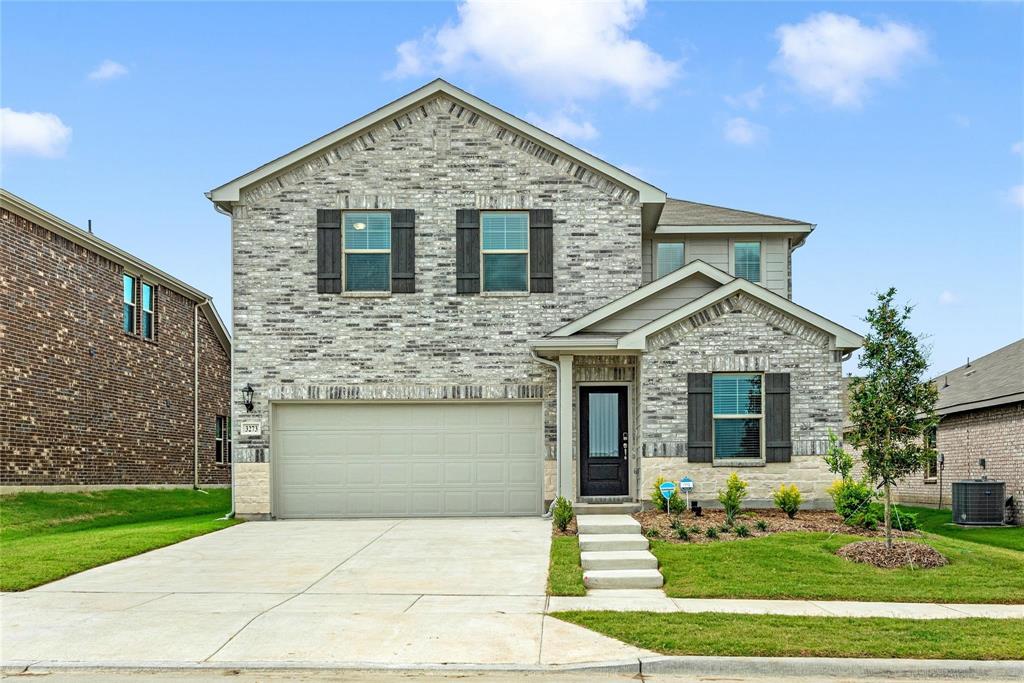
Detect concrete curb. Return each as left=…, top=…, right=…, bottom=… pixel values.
left=4, top=656, right=1023, bottom=679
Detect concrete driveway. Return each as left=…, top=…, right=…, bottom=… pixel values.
left=1, top=518, right=649, bottom=668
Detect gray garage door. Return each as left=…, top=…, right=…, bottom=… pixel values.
left=273, top=402, right=544, bottom=518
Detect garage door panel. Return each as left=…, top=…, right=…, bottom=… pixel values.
left=274, top=402, right=542, bottom=518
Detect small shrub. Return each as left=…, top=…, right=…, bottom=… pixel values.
left=734, top=523, right=751, bottom=537
left=689, top=525, right=701, bottom=534
left=705, top=527, right=719, bottom=539
left=718, top=472, right=749, bottom=525
left=773, top=484, right=803, bottom=519
left=755, top=519, right=769, bottom=532
left=892, top=506, right=919, bottom=532
left=675, top=526, right=690, bottom=541
left=827, top=478, right=880, bottom=528
left=552, top=496, right=574, bottom=532
left=646, top=527, right=661, bottom=539
left=719, top=523, right=732, bottom=534
left=650, top=476, right=686, bottom=513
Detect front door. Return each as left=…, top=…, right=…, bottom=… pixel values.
left=579, top=386, right=629, bottom=497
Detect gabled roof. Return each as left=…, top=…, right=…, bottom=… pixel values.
left=532, top=259, right=862, bottom=354
left=659, top=198, right=811, bottom=227
left=207, top=79, right=667, bottom=208
left=931, top=339, right=1024, bottom=416
left=1, top=188, right=231, bottom=354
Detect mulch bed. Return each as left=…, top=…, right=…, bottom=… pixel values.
left=836, top=540, right=948, bottom=569
left=634, top=508, right=917, bottom=544
left=552, top=517, right=577, bottom=536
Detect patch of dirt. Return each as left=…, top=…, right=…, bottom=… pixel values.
left=836, top=540, right=948, bottom=569
left=552, top=517, right=577, bottom=536
left=634, top=508, right=917, bottom=544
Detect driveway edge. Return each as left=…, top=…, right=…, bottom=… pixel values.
left=4, top=657, right=1024, bottom=679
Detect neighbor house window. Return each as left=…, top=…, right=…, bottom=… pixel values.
left=141, top=282, right=155, bottom=340
left=656, top=242, right=684, bottom=278
left=122, top=274, right=137, bottom=334
left=344, top=212, right=391, bottom=292
left=215, top=415, right=231, bottom=464
left=713, top=373, right=763, bottom=460
left=923, top=426, right=938, bottom=481
left=734, top=242, right=761, bottom=283
left=481, top=211, right=529, bottom=292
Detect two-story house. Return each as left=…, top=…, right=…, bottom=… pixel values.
left=207, top=80, right=862, bottom=519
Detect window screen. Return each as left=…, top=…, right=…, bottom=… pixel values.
left=656, top=242, right=684, bottom=278
left=344, top=212, right=391, bottom=291
left=713, top=373, right=763, bottom=460
left=734, top=242, right=761, bottom=283
left=482, top=212, right=528, bottom=292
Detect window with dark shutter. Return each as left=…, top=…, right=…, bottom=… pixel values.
left=316, top=209, right=342, bottom=293
left=455, top=209, right=480, bottom=293
left=390, top=209, right=415, bottom=293
left=687, top=373, right=713, bottom=463
left=764, top=373, right=792, bottom=462
left=529, top=209, right=553, bottom=293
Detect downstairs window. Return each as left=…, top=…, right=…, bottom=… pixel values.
left=713, top=373, right=763, bottom=461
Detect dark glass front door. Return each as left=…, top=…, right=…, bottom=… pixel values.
left=579, top=386, right=629, bottom=496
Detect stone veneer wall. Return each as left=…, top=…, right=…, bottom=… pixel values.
left=1, top=206, right=230, bottom=488
left=886, top=403, right=1023, bottom=524
left=637, top=293, right=843, bottom=507
left=231, top=95, right=643, bottom=515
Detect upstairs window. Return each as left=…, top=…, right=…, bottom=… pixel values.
left=734, top=242, right=761, bottom=283
left=656, top=242, right=684, bottom=278
left=215, top=415, right=231, bottom=464
left=712, top=373, right=763, bottom=461
left=481, top=212, right=529, bottom=292
left=122, top=274, right=137, bottom=334
left=141, top=282, right=155, bottom=340
left=344, top=212, right=391, bottom=292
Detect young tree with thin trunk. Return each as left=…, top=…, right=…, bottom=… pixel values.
left=848, top=288, right=938, bottom=549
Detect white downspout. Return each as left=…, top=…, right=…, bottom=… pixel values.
left=530, top=348, right=560, bottom=516
left=193, top=302, right=200, bottom=489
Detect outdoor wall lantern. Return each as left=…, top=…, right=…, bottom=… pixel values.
left=242, top=383, right=255, bottom=413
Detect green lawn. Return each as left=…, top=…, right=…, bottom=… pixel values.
left=652, top=532, right=1024, bottom=603
left=548, top=535, right=586, bottom=596
left=1, top=488, right=238, bottom=591
left=902, top=505, right=1024, bottom=552
left=553, top=611, right=1024, bottom=660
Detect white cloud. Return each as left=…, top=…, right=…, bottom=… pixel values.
left=1010, top=184, right=1024, bottom=208
left=0, top=108, right=72, bottom=157
left=527, top=109, right=598, bottom=142
left=1012, top=140, right=1023, bottom=155
left=723, top=117, right=762, bottom=145
left=391, top=0, right=678, bottom=104
left=724, top=85, right=765, bottom=110
left=938, top=290, right=960, bottom=305
left=87, top=59, right=128, bottom=81
left=951, top=113, right=971, bottom=128
left=773, top=12, right=927, bottom=107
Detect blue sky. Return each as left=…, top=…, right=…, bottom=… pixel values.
left=3, top=1, right=1022, bottom=375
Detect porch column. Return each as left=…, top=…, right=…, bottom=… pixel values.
left=558, top=354, right=574, bottom=501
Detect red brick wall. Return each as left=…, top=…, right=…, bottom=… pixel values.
left=1, top=206, right=230, bottom=486
left=892, top=403, right=1023, bottom=523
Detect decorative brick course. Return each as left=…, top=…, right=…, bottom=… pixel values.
left=1, top=206, right=230, bottom=487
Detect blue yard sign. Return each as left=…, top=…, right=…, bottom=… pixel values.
left=659, top=481, right=677, bottom=513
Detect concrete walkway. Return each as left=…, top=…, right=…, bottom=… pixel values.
left=547, top=589, right=1024, bottom=619
left=1, top=519, right=654, bottom=668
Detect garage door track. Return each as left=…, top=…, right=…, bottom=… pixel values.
left=1, top=518, right=649, bottom=668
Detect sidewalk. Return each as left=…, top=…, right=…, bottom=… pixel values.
left=546, top=590, right=1024, bottom=619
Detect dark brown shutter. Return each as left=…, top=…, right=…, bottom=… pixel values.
left=765, top=373, right=792, bottom=462
left=529, top=209, right=553, bottom=293
left=316, top=209, right=342, bottom=293
left=390, top=209, right=415, bottom=293
left=687, top=373, right=713, bottom=462
left=455, top=209, right=480, bottom=294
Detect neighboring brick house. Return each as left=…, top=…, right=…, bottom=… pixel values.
left=886, top=340, right=1022, bottom=524
left=207, top=80, right=862, bottom=519
left=1, top=189, right=232, bottom=491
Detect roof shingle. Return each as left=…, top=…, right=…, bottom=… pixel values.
left=659, top=197, right=810, bottom=227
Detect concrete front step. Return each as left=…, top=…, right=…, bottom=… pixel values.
left=578, top=533, right=649, bottom=552
left=576, top=514, right=641, bottom=535
left=581, top=550, right=658, bottom=570
left=584, top=568, right=664, bottom=590
left=574, top=502, right=642, bottom=515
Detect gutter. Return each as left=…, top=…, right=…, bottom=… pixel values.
left=530, top=349, right=561, bottom=518
left=193, top=303, right=200, bottom=489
